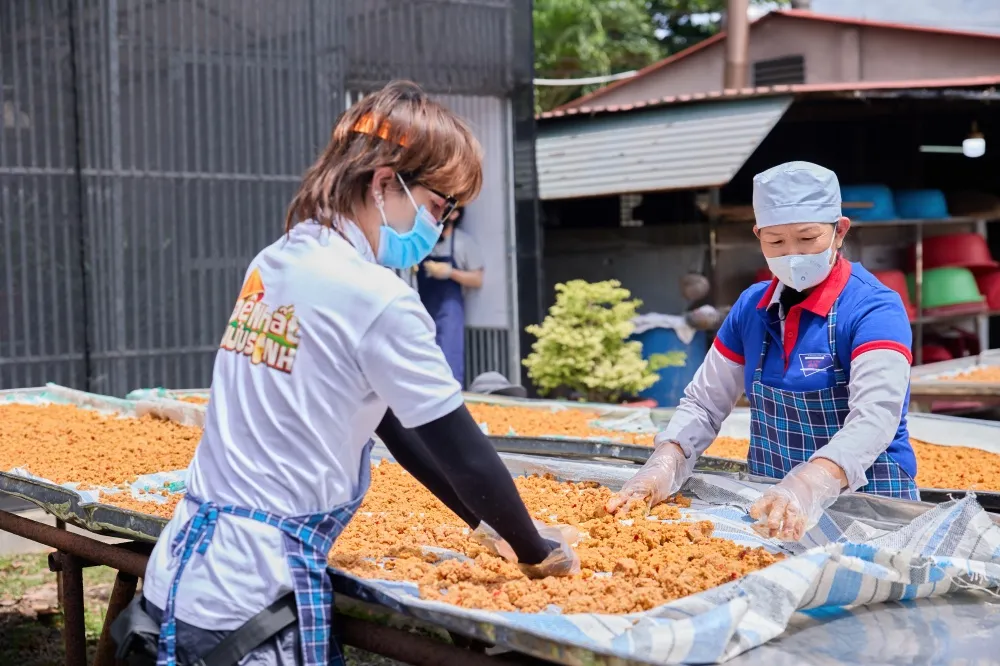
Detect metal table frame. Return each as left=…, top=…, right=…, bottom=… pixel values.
left=0, top=508, right=551, bottom=666
left=909, top=349, right=1000, bottom=408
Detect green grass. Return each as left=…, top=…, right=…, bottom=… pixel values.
left=0, top=552, right=118, bottom=666
left=0, top=554, right=406, bottom=665
left=0, top=554, right=50, bottom=599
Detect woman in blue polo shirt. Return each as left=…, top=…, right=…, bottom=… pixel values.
left=607, top=161, right=917, bottom=541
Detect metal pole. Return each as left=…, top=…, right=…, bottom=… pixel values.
left=339, top=617, right=510, bottom=666
left=56, top=518, right=66, bottom=608
left=0, top=512, right=542, bottom=664
left=105, top=0, right=127, bottom=396
left=724, top=0, right=750, bottom=89
left=915, top=223, right=924, bottom=365
left=0, top=510, right=149, bottom=578
left=60, top=553, right=88, bottom=666
left=93, top=572, right=139, bottom=666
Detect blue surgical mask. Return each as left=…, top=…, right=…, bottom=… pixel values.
left=375, top=174, right=443, bottom=269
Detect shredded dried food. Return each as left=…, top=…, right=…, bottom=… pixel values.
left=943, top=366, right=1000, bottom=383
left=102, top=492, right=181, bottom=519
left=330, top=462, right=780, bottom=614
left=703, top=437, right=1000, bottom=492
left=466, top=403, right=655, bottom=445
left=909, top=438, right=1000, bottom=490
left=5, top=400, right=1000, bottom=526
left=0, top=404, right=200, bottom=488
left=704, top=436, right=751, bottom=460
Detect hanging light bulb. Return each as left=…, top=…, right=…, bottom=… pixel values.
left=919, top=121, right=986, bottom=158
left=963, top=122, right=985, bottom=158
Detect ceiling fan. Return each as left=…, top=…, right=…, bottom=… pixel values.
left=920, top=122, right=986, bottom=158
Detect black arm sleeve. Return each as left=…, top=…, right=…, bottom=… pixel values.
left=375, top=409, right=480, bottom=529
left=412, top=405, right=553, bottom=565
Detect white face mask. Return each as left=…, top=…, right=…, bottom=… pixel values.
left=765, top=228, right=838, bottom=291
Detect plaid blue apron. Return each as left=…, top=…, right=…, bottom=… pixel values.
left=747, top=300, right=919, bottom=500
left=156, top=440, right=374, bottom=666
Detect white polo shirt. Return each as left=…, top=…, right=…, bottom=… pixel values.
left=143, top=220, right=463, bottom=629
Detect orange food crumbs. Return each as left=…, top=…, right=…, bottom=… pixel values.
left=466, top=403, right=656, bottom=445
left=703, top=436, right=752, bottom=460
left=102, top=492, right=182, bottom=519
left=0, top=404, right=201, bottom=488
left=6, top=399, right=1000, bottom=538
left=702, top=436, right=1000, bottom=492
left=178, top=396, right=210, bottom=404
left=909, top=438, right=1000, bottom=491
left=944, top=366, right=1000, bottom=383
left=329, top=462, right=778, bottom=614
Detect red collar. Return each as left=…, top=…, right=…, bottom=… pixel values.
left=756, top=255, right=851, bottom=316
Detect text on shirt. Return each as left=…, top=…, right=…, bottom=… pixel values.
left=219, top=268, right=300, bottom=373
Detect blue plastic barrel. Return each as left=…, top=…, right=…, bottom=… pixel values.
left=631, top=328, right=707, bottom=408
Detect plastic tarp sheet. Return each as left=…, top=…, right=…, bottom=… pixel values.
left=126, top=386, right=665, bottom=441
left=8, top=385, right=1000, bottom=664
left=333, top=452, right=1000, bottom=665
left=0, top=384, right=192, bottom=507
left=127, top=385, right=1000, bottom=455
left=123, top=387, right=1000, bottom=501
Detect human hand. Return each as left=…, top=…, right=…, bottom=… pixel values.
left=605, top=441, right=688, bottom=515
left=519, top=524, right=581, bottom=578
left=749, top=461, right=843, bottom=541
left=471, top=520, right=581, bottom=578
left=424, top=261, right=453, bottom=280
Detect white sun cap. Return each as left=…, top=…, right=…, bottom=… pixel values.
left=752, top=161, right=842, bottom=228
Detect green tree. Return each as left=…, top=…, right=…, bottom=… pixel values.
left=533, top=0, right=663, bottom=112
left=533, top=1, right=787, bottom=112
left=647, top=0, right=783, bottom=54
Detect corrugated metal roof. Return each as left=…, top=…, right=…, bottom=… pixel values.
left=535, top=96, right=792, bottom=201
left=539, top=76, right=1000, bottom=119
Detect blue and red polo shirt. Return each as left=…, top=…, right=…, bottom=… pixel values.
left=714, top=256, right=917, bottom=477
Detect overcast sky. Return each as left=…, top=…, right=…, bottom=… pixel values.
left=810, top=0, right=1000, bottom=34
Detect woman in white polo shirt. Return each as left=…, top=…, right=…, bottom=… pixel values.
left=124, top=81, right=578, bottom=666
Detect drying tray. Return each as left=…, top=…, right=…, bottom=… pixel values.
left=123, top=387, right=1000, bottom=510
left=4, top=385, right=1000, bottom=665
left=910, top=348, right=1000, bottom=402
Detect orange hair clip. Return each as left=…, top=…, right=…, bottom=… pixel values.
left=352, top=113, right=409, bottom=147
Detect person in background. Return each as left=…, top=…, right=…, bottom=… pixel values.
left=607, top=161, right=917, bottom=542
left=417, top=206, right=484, bottom=385
left=123, top=81, right=577, bottom=666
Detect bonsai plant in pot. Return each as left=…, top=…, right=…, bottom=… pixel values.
left=523, top=279, right=659, bottom=404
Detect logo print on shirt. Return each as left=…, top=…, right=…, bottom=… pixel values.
left=799, top=353, right=833, bottom=377
left=219, top=268, right=301, bottom=374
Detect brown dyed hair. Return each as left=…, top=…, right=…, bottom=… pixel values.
left=284, top=80, right=483, bottom=233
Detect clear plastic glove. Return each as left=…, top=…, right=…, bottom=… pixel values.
left=605, top=441, right=688, bottom=515
left=471, top=520, right=581, bottom=578
left=749, top=461, right=843, bottom=541
left=424, top=260, right=453, bottom=280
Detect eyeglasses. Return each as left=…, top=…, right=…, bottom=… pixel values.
left=424, top=186, right=459, bottom=223
left=399, top=173, right=458, bottom=223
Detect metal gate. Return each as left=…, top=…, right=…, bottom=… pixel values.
left=1, top=0, right=525, bottom=395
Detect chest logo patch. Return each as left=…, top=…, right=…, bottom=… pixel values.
left=799, top=353, right=833, bottom=377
